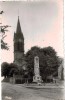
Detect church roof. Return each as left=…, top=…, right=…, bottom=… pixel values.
left=15, top=16, right=24, bottom=40
left=16, top=16, right=21, bottom=33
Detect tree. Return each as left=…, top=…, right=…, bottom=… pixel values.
left=42, top=47, right=59, bottom=78
left=1, top=62, right=10, bottom=78
left=9, top=63, right=19, bottom=77
left=25, top=46, right=60, bottom=81
left=1, top=62, right=19, bottom=78
left=0, top=11, right=11, bottom=50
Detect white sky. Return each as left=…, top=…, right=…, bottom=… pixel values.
left=0, top=0, right=64, bottom=63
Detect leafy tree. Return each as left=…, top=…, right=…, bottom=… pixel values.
left=1, top=62, right=10, bottom=78
left=25, top=46, right=60, bottom=81
left=0, top=11, right=11, bottom=50
left=9, top=63, right=19, bottom=77
left=1, top=62, right=19, bottom=78
left=40, top=47, right=59, bottom=78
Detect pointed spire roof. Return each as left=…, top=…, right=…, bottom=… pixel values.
left=15, top=16, right=24, bottom=40
left=16, top=16, right=22, bottom=33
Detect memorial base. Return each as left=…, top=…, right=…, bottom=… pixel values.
left=33, top=75, right=42, bottom=84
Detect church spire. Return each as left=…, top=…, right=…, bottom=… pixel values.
left=16, top=16, right=22, bottom=34
left=15, top=16, right=24, bottom=40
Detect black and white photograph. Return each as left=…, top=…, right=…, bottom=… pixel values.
left=0, top=0, right=64, bottom=100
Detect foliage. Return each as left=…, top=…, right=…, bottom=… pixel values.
left=1, top=39, right=9, bottom=50
left=1, top=62, right=19, bottom=78
left=9, top=63, right=19, bottom=77
left=1, top=62, right=10, bottom=78
left=25, top=46, right=60, bottom=80
left=0, top=11, right=11, bottom=50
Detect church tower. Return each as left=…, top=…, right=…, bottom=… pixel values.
left=14, top=16, right=24, bottom=67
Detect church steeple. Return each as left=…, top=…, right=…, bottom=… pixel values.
left=14, top=16, right=24, bottom=52
left=14, top=16, right=25, bottom=68
left=15, top=16, right=24, bottom=40
left=16, top=16, right=22, bottom=34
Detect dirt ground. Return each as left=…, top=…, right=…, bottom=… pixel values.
left=2, top=82, right=64, bottom=100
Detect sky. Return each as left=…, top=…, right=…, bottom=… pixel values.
left=0, top=0, right=64, bottom=63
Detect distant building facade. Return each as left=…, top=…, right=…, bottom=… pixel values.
left=58, top=58, right=64, bottom=80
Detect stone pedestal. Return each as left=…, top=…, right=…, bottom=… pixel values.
left=33, top=75, right=42, bottom=83
left=33, top=56, right=42, bottom=83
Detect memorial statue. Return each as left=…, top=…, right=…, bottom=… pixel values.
left=33, top=56, right=42, bottom=84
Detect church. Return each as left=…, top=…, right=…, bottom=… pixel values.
left=11, top=16, right=64, bottom=84
left=9, top=16, right=27, bottom=83
left=13, top=16, right=26, bottom=70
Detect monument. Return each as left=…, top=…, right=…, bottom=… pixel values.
left=33, top=56, right=42, bottom=84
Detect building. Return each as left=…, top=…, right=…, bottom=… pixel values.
left=10, top=16, right=27, bottom=84
left=58, top=58, right=64, bottom=80
left=13, top=16, right=26, bottom=70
